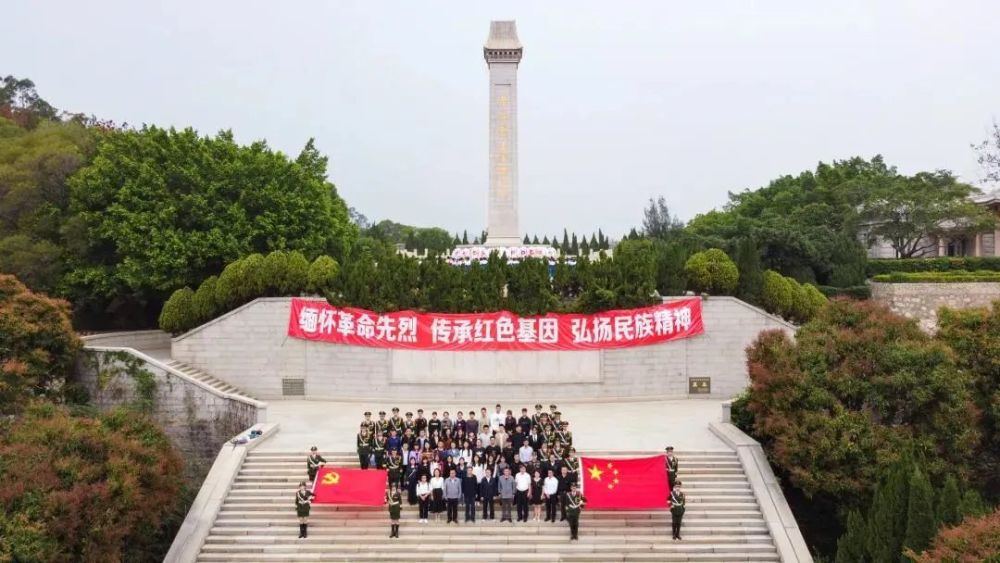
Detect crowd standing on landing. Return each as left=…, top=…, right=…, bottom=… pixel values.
left=296, top=404, right=685, bottom=542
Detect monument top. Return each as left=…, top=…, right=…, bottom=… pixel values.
left=485, top=20, right=522, bottom=52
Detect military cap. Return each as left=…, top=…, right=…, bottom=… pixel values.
left=405, top=412, right=413, bottom=416
left=364, top=411, right=372, bottom=415
left=550, top=404, right=558, bottom=409
left=554, top=411, right=561, bottom=416
left=665, top=446, right=674, bottom=451
left=392, top=407, right=399, bottom=412
left=310, top=446, right=318, bottom=451
left=379, top=410, right=386, bottom=415
left=534, top=403, right=543, bottom=409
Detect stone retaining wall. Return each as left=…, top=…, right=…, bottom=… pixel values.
left=78, top=347, right=266, bottom=460
left=869, top=281, right=1000, bottom=331
left=172, top=297, right=794, bottom=401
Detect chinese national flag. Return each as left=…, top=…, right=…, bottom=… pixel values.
left=311, top=467, right=387, bottom=505
left=579, top=455, right=669, bottom=509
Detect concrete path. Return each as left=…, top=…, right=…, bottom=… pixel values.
left=260, top=398, right=729, bottom=453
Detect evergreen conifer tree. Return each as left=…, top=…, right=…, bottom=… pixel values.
left=561, top=229, right=570, bottom=252
left=580, top=239, right=590, bottom=256
left=452, top=234, right=461, bottom=246
left=523, top=234, right=530, bottom=244
left=902, top=467, right=936, bottom=557
left=866, top=461, right=911, bottom=562
left=462, top=230, right=469, bottom=245
left=733, top=237, right=765, bottom=304
left=936, top=475, right=962, bottom=527
left=835, top=510, right=867, bottom=563
left=589, top=233, right=598, bottom=249
left=627, top=227, right=640, bottom=240
left=598, top=228, right=606, bottom=249
left=532, top=235, right=539, bottom=245
left=570, top=234, right=579, bottom=255
left=542, top=235, right=550, bottom=245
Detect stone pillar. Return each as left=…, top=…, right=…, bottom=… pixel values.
left=974, top=234, right=982, bottom=257
left=484, top=21, right=522, bottom=247
left=937, top=237, right=946, bottom=257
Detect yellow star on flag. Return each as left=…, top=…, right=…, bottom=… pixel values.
left=588, top=465, right=604, bottom=481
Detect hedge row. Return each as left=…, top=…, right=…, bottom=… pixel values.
left=159, top=251, right=339, bottom=334
left=818, top=285, right=872, bottom=299
left=867, top=257, right=1000, bottom=276
left=871, top=270, right=1000, bottom=283
left=761, top=270, right=828, bottom=323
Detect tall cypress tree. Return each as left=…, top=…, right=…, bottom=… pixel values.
left=561, top=229, right=570, bottom=252
left=532, top=235, right=539, bottom=245
left=542, top=235, right=550, bottom=245
left=866, top=461, right=911, bottom=562
left=589, top=233, right=598, bottom=249
left=580, top=238, right=590, bottom=256
left=902, top=467, right=936, bottom=558
left=523, top=234, right=530, bottom=244
left=733, top=237, right=764, bottom=305
left=936, top=475, right=961, bottom=527
left=835, top=510, right=867, bottom=563
left=570, top=233, right=579, bottom=255
left=598, top=228, right=606, bottom=249
left=462, top=230, right=469, bottom=245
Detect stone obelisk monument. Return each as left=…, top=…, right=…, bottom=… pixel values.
left=484, top=21, right=522, bottom=247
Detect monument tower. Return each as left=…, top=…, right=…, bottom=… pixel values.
left=484, top=21, right=522, bottom=246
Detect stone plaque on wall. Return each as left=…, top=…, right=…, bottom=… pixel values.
left=689, top=377, right=711, bottom=395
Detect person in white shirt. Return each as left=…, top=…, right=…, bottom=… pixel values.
left=478, top=426, right=492, bottom=449
left=518, top=443, right=533, bottom=466
left=430, top=469, right=445, bottom=521
left=543, top=469, right=560, bottom=522
left=494, top=425, right=508, bottom=451
left=489, top=404, right=505, bottom=430
left=416, top=475, right=431, bottom=523
left=514, top=465, right=532, bottom=522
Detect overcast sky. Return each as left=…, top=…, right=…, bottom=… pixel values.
left=5, top=1, right=998, bottom=239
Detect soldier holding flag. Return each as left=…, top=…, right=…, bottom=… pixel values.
left=306, top=446, right=326, bottom=484
left=670, top=480, right=686, bottom=541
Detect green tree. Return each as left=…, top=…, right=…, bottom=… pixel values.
left=642, top=196, right=684, bottom=239
left=158, top=286, right=195, bottom=335
left=0, top=275, right=81, bottom=413
left=191, top=275, right=219, bottom=326
left=936, top=303, right=1000, bottom=501
left=0, top=403, right=184, bottom=563
left=903, top=466, right=937, bottom=558
left=834, top=510, right=867, bottom=563
left=867, top=461, right=911, bottom=563
left=462, top=230, right=469, bottom=245
left=861, top=171, right=995, bottom=258
left=542, top=235, right=550, bottom=245
left=570, top=233, right=579, bottom=255
left=732, top=237, right=764, bottom=304
left=683, top=248, right=739, bottom=295
left=307, top=255, right=339, bottom=294
left=744, top=300, right=979, bottom=516
left=0, top=75, right=59, bottom=128
left=523, top=234, right=530, bottom=244
left=0, top=118, right=98, bottom=293
left=561, top=229, right=570, bottom=253
left=64, top=126, right=356, bottom=323
left=936, top=475, right=962, bottom=528
left=505, top=257, right=557, bottom=315
left=761, top=270, right=793, bottom=317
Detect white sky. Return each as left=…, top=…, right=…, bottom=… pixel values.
left=4, top=1, right=997, bottom=239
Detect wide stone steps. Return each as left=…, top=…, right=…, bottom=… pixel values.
left=197, top=449, right=776, bottom=562
left=165, top=359, right=257, bottom=400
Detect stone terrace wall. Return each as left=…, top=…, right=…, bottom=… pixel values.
left=78, top=347, right=265, bottom=460
left=172, top=297, right=793, bottom=401
left=870, top=281, right=1000, bottom=331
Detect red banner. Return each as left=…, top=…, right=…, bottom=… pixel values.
left=579, top=455, right=669, bottom=509
left=311, top=467, right=387, bottom=505
left=287, top=298, right=703, bottom=351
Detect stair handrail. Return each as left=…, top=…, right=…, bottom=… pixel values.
left=84, top=345, right=268, bottom=410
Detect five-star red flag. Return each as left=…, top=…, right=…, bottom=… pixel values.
left=311, top=467, right=387, bottom=505
left=579, top=455, right=669, bottom=509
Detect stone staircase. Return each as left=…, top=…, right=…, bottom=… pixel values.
left=196, top=449, right=778, bottom=562
left=164, top=359, right=257, bottom=400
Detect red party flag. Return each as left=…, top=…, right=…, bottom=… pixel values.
left=311, top=467, right=387, bottom=506
left=579, top=455, right=669, bottom=509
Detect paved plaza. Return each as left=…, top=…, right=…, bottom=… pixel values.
left=260, top=398, right=730, bottom=453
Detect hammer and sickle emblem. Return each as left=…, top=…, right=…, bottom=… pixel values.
left=321, top=471, right=340, bottom=485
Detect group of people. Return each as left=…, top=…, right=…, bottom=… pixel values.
left=295, top=404, right=686, bottom=543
